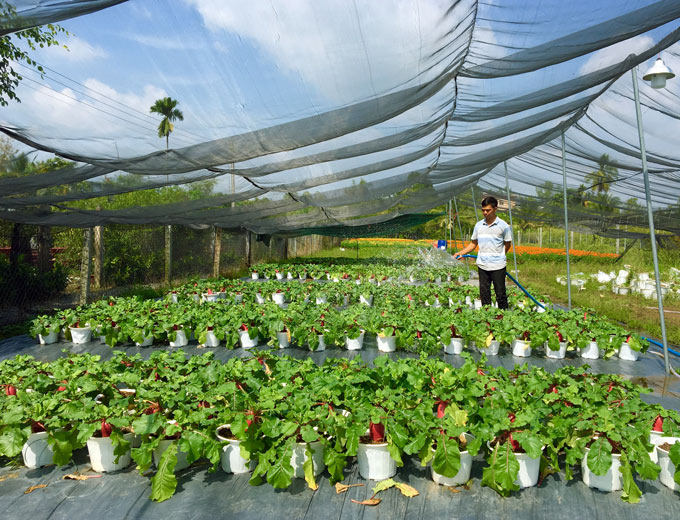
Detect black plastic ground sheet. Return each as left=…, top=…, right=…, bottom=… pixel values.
left=1, top=333, right=679, bottom=520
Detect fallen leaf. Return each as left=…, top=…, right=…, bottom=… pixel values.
left=372, top=478, right=396, bottom=494
left=24, top=484, right=47, bottom=494
left=447, top=486, right=462, bottom=493
left=63, top=474, right=102, bottom=481
left=351, top=498, right=381, bottom=506
left=335, top=482, right=364, bottom=494
left=395, top=482, right=419, bottom=497
left=0, top=472, right=19, bottom=482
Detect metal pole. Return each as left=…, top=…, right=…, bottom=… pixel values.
left=471, top=186, right=479, bottom=222
left=632, top=66, right=670, bottom=374
left=504, top=161, right=519, bottom=280
left=453, top=195, right=470, bottom=277
left=561, top=132, right=572, bottom=310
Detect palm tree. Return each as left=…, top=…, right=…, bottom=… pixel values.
left=585, top=153, right=618, bottom=194
left=150, top=97, right=184, bottom=150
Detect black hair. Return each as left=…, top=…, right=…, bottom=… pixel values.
left=481, top=196, right=498, bottom=208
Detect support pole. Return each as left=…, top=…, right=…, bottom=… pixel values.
left=471, top=186, right=479, bottom=222
left=504, top=161, right=519, bottom=281
left=632, top=66, right=670, bottom=374
left=561, top=132, right=572, bottom=310
left=164, top=225, right=172, bottom=285
left=212, top=227, right=222, bottom=278
left=93, top=225, right=103, bottom=288
left=80, top=228, right=93, bottom=305
left=453, top=196, right=470, bottom=277
left=539, top=226, right=543, bottom=249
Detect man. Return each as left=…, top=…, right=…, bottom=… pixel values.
left=453, top=196, right=512, bottom=309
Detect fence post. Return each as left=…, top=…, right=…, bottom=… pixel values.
left=245, top=230, right=252, bottom=268
left=80, top=228, right=93, bottom=305
left=93, top=225, right=103, bottom=288
left=164, top=225, right=173, bottom=285
left=212, top=227, right=222, bottom=278
left=538, top=226, right=543, bottom=248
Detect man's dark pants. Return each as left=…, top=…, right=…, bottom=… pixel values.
left=478, top=267, right=508, bottom=309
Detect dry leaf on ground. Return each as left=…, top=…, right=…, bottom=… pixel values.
left=24, top=484, right=47, bottom=494
left=395, top=482, right=419, bottom=497
left=335, top=482, right=364, bottom=494
left=351, top=498, right=381, bottom=506
left=63, top=474, right=102, bottom=481
left=0, top=472, right=19, bottom=482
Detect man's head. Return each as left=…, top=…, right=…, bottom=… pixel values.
left=481, top=196, right=498, bottom=222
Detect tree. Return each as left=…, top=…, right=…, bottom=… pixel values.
left=150, top=97, right=184, bottom=150
left=0, top=2, right=67, bottom=106
left=584, top=153, right=618, bottom=194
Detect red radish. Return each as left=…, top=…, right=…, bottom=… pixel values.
left=198, top=401, right=210, bottom=409
left=548, top=384, right=558, bottom=394
left=208, top=288, right=213, bottom=295
left=109, top=301, right=114, bottom=306
left=626, top=335, right=631, bottom=343
left=31, top=421, right=46, bottom=433
left=369, top=422, right=385, bottom=443
left=154, top=371, right=160, bottom=381
left=5, top=385, right=17, bottom=396
left=477, top=368, right=485, bottom=376
left=207, top=326, right=213, bottom=331
left=607, top=382, right=614, bottom=392
left=508, top=412, right=516, bottom=423
left=436, top=400, right=448, bottom=418
left=416, top=331, right=422, bottom=339
left=240, top=324, right=248, bottom=331
left=101, top=420, right=112, bottom=438
left=120, top=360, right=133, bottom=367
left=57, top=380, right=67, bottom=392
left=508, top=433, right=520, bottom=451
left=583, top=312, right=587, bottom=320
left=556, top=330, right=564, bottom=342
left=563, top=401, right=573, bottom=408
left=194, top=283, right=198, bottom=287
left=111, top=321, right=117, bottom=327
left=173, top=324, right=179, bottom=330
left=653, top=416, right=664, bottom=432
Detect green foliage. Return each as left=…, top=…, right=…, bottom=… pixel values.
left=0, top=255, right=67, bottom=306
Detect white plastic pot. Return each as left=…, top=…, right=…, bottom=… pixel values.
left=544, top=341, right=567, bottom=359
left=276, top=272, right=284, bottom=280
left=310, top=334, right=326, bottom=352
left=277, top=331, right=290, bottom=349
left=39, top=331, right=58, bottom=345
left=22, top=431, right=54, bottom=468
left=619, top=287, right=629, bottom=295
left=477, top=340, right=500, bottom=356
left=357, top=442, right=397, bottom=480
left=255, top=293, right=266, bottom=304
left=169, top=329, right=188, bottom=347
left=618, top=342, right=639, bottom=361
left=153, top=439, right=190, bottom=471
left=272, top=292, right=285, bottom=305
left=649, top=432, right=680, bottom=463
left=290, top=441, right=325, bottom=478
left=87, top=433, right=134, bottom=472
left=315, top=296, right=328, bottom=305
left=238, top=329, right=258, bottom=349
left=69, top=326, right=92, bottom=344
left=431, top=448, right=473, bottom=486
left=444, top=337, right=465, bottom=355
left=170, top=293, right=178, bottom=303
left=473, top=299, right=482, bottom=310
left=203, top=331, right=220, bottom=347
left=512, top=339, right=532, bottom=357
left=202, top=293, right=219, bottom=302
left=514, top=450, right=543, bottom=488
left=251, top=272, right=259, bottom=280
left=216, top=427, right=253, bottom=474
left=582, top=448, right=622, bottom=492
left=657, top=443, right=679, bottom=491
left=233, top=294, right=243, bottom=304
left=377, top=334, right=396, bottom=353
left=580, top=341, right=600, bottom=360
left=135, top=335, right=153, bottom=347
left=345, top=331, right=365, bottom=350
left=359, top=295, right=373, bottom=306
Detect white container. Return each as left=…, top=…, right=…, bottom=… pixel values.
left=153, top=439, right=190, bottom=471
left=251, top=272, right=259, bottom=280
left=473, top=299, right=482, bottom=310
left=477, top=340, right=500, bottom=356
left=343, top=295, right=350, bottom=307
left=642, top=287, right=655, bottom=299
left=216, top=427, right=253, bottom=474
left=287, top=272, right=294, bottom=280
left=465, top=296, right=472, bottom=306
left=357, top=442, right=397, bottom=480
left=238, top=330, right=258, bottom=349
left=135, top=335, right=153, bottom=347
left=277, top=331, right=290, bottom=349
left=580, top=341, right=600, bottom=359
left=255, top=293, right=266, bottom=304
left=359, top=295, right=373, bottom=306
left=345, top=331, right=365, bottom=350
left=315, top=296, right=327, bottom=305
left=170, top=293, right=178, bottom=303
left=272, top=292, right=285, bottom=305
left=649, top=432, right=680, bottom=463
left=69, top=326, right=92, bottom=344
left=273, top=272, right=283, bottom=280
left=512, top=339, right=532, bottom=357
left=233, top=294, right=243, bottom=304
left=310, top=334, right=326, bottom=352
left=87, top=433, right=134, bottom=472
left=618, top=342, right=639, bottom=361
left=545, top=341, right=567, bottom=359
left=290, top=441, right=325, bottom=478
left=514, top=450, right=543, bottom=488
left=657, top=443, right=679, bottom=491
left=582, top=449, right=622, bottom=492
left=444, top=337, right=465, bottom=355
left=377, top=334, right=397, bottom=353
left=22, top=431, right=54, bottom=468
left=619, top=287, right=629, bottom=295
left=203, top=331, right=220, bottom=348
left=169, top=329, right=188, bottom=347
left=203, top=293, right=219, bottom=302
left=39, top=331, right=58, bottom=345
left=431, top=448, right=473, bottom=486
left=639, top=272, right=650, bottom=281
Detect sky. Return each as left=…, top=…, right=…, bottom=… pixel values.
left=2, top=0, right=680, bottom=212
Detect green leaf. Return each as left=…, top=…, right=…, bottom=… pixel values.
left=150, top=442, right=178, bottom=502
left=324, top=448, right=346, bottom=484
left=266, top=446, right=294, bottom=489
left=303, top=445, right=318, bottom=490
left=178, top=431, right=203, bottom=465
left=481, top=443, right=519, bottom=497
left=669, top=443, right=680, bottom=486
left=586, top=438, right=612, bottom=477
left=110, top=430, right=131, bottom=462
left=372, top=478, right=397, bottom=494
left=432, top=436, right=461, bottom=478
left=132, top=414, right=161, bottom=436
left=49, top=430, right=77, bottom=466
left=619, top=454, right=641, bottom=504
left=0, top=427, right=26, bottom=457
left=513, top=431, right=543, bottom=459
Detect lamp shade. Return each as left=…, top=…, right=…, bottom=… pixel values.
left=642, top=57, right=675, bottom=89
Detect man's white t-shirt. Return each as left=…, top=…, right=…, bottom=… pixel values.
left=471, top=217, right=512, bottom=271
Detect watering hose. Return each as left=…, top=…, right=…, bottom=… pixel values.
left=457, top=254, right=679, bottom=359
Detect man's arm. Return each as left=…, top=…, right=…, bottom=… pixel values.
left=454, top=239, right=478, bottom=260
left=504, top=241, right=512, bottom=253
